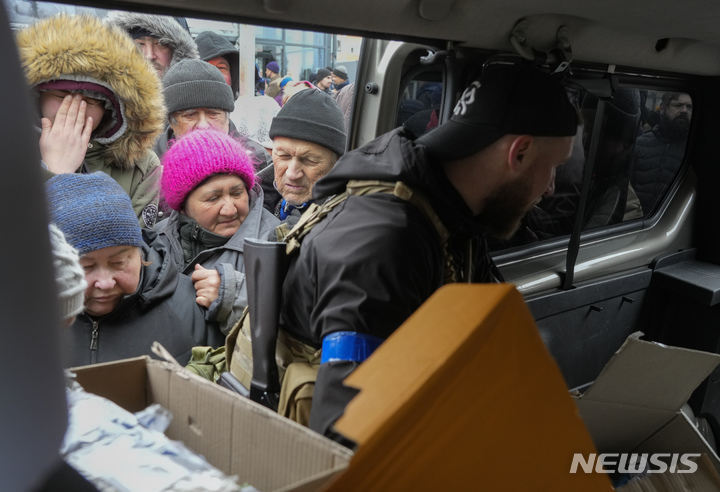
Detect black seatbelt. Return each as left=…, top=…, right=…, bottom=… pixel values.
left=562, top=99, right=606, bottom=290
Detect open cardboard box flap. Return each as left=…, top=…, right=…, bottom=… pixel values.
left=575, top=332, right=720, bottom=458
left=580, top=333, right=720, bottom=410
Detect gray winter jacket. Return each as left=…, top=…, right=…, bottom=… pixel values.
left=153, top=184, right=280, bottom=335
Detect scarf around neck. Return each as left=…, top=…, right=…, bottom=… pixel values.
left=177, top=213, right=231, bottom=266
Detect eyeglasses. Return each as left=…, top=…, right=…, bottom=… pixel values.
left=177, top=108, right=227, bottom=122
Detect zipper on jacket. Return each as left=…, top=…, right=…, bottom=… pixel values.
left=90, top=320, right=99, bottom=351
left=192, top=222, right=200, bottom=241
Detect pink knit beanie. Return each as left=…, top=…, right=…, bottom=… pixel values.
left=161, top=129, right=256, bottom=211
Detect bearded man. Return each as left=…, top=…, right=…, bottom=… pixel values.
left=277, top=62, right=578, bottom=445
left=632, top=92, right=692, bottom=214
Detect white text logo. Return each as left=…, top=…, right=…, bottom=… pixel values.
left=569, top=453, right=700, bottom=474
left=453, top=81, right=481, bottom=116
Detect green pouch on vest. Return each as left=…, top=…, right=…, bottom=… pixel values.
left=278, top=361, right=319, bottom=427
left=185, top=346, right=227, bottom=383
left=226, top=307, right=254, bottom=391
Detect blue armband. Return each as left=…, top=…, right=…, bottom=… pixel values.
left=321, top=331, right=384, bottom=364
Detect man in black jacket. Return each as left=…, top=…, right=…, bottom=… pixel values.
left=632, top=92, right=692, bottom=214
left=279, top=62, right=579, bottom=444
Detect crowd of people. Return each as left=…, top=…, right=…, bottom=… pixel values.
left=27, top=11, right=579, bottom=449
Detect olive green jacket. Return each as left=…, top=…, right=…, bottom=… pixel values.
left=83, top=142, right=161, bottom=228
left=19, top=14, right=166, bottom=228
left=265, top=74, right=282, bottom=98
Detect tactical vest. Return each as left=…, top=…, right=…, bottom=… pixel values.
left=225, top=180, right=469, bottom=426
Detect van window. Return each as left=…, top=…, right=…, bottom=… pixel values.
left=6, top=0, right=364, bottom=145
left=6, top=1, right=361, bottom=95
left=398, top=73, right=443, bottom=138
left=486, top=86, right=692, bottom=251
left=391, top=60, right=692, bottom=251
left=6, top=0, right=108, bottom=27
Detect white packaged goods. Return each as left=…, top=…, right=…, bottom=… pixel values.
left=61, top=377, right=253, bottom=492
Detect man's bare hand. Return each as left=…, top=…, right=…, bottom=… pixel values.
left=40, top=94, right=93, bottom=174
left=192, top=264, right=221, bottom=308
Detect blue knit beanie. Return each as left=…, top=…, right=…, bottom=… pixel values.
left=46, top=173, right=144, bottom=256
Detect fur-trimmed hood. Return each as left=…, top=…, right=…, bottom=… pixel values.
left=17, top=14, right=165, bottom=170
left=105, top=11, right=199, bottom=68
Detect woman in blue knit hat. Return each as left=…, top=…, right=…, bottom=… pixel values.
left=46, top=172, right=223, bottom=367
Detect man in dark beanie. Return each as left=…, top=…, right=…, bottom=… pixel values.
left=331, top=65, right=350, bottom=93
left=277, top=63, right=578, bottom=445
left=632, top=92, right=692, bottom=215
left=257, top=87, right=346, bottom=224
left=314, top=68, right=334, bottom=94
left=154, top=59, right=270, bottom=177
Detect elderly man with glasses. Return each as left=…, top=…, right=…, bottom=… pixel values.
left=154, top=59, right=271, bottom=165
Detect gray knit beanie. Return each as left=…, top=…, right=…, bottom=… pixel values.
left=163, top=59, right=234, bottom=115
left=45, top=173, right=145, bottom=256
left=269, top=89, right=346, bottom=156
left=332, top=65, right=348, bottom=80
left=48, top=224, right=87, bottom=322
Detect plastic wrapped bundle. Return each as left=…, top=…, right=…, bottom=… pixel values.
left=61, top=377, right=258, bottom=492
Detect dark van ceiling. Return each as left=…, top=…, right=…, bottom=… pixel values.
left=61, top=0, right=720, bottom=75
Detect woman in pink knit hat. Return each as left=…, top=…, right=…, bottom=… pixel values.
left=154, top=129, right=280, bottom=335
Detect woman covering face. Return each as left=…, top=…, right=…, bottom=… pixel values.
left=156, top=129, right=280, bottom=335
left=20, top=14, right=165, bottom=228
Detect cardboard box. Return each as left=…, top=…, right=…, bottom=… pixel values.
left=71, top=356, right=353, bottom=492
left=327, top=284, right=613, bottom=490
left=69, top=287, right=720, bottom=491
left=574, top=332, right=720, bottom=470
left=322, top=284, right=720, bottom=490
left=568, top=332, right=720, bottom=490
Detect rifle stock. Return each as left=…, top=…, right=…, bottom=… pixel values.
left=243, top=237, right=290, bottom=411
